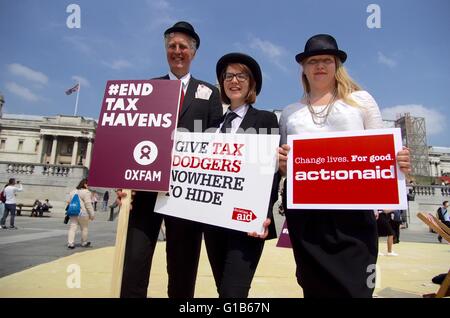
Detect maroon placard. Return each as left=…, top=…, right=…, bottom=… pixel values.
left=276, top=220, right=292, bottom=248
left=88, top=80, right=182, bottom=191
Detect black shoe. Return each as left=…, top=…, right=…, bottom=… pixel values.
left=438, top=236, right=442, bottom=243
left=1, top=225, right=7, bottom=229
left=81, top=242, right=91, bottom=247
left=9, top=226, right=18, bottom=230
left=68, top=244, right=75, bottom=249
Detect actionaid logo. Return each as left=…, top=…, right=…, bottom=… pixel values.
left=295, top=165, right=396, bottom=181
left=232, top=208, right=257, bottom=223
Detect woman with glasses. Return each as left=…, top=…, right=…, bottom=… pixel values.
left=277, top=34, right=411, bottom=298
left=203, top=52, right=279, bottom=298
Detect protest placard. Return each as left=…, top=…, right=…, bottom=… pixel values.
left=155, top=132, right=280, bottom=233
left=287, top=128, right=407, bottom=210
left=88, top=79, right=181, bottom=192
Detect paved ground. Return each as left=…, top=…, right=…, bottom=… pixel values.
left=0, top=210, right=448, bottom=298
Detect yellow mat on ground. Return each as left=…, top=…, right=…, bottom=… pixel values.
left=0, top=240, right=448, bottom=298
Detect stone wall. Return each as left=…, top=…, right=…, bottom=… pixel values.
left=0, top=161, right=89, bottom=213
left=406, top=185, right=450, bottom=230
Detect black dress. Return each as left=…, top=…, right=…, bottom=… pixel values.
left=376, top=212, right=395, bottom=237
left=282, top=181, right=378, bottom=298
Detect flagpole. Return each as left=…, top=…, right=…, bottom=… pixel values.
left=74, top=82, right=80, bottom=116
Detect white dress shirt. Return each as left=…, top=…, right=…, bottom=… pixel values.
left=217, top=104, right=249, bottom=134
left=279, top=91, right=384, bottom=144
left=168, top=71, right=191, bottom=94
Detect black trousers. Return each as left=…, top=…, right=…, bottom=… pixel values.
left=204, top=225, right=265, bottom=298
left=120, top=191, right=203, bottom=298
left=285, top=209, right=378, bottom=298
left=390, top=220, right=402, bottom=243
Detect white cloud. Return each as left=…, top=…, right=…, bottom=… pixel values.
left=249, top=37, right=289, bottom=72
left=146, top=0, right=176, bottom=30
left=8, top=63, right=48, bottom=85
left=102, top=59, right=133, bottom=70
left=5, top=82, right=40, bottom=102
left=148, top=0, right=171, bottom=10
left=71, top=75, right=90, bottom=88
left=250, top=38, right=283, bottom=59
left=377, top=52, right=397, bottom=68
left=381, top=104, right=446, bottom=135
left=63, top=36, right=93, bottom=55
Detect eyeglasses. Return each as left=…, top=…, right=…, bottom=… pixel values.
left=305, top=58, right=335, bottom=66
left=223, top=72, right=249, bottom=82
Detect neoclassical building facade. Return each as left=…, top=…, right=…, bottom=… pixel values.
left=0, top=114, right=96, bottom=167
left=0, top=113, right=97, bottom=207
left=428, top=146, right=450, bottom=178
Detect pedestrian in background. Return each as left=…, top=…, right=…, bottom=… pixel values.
left=1, top=178, right=23, bottom=229
left=102, top=191, right=109, bottom=211
left=67, top=178, right=95, bottom=249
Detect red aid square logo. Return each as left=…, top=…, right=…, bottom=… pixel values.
left=292, top=134, right=399, bottom=205
left=232, top=207, right=257, bottom=223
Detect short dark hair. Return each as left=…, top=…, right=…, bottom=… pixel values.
left=76, top=178, right=88, bottom=190
left=443, top=201, right=448, bottom=206
left=8, top=178, right=15, bottom=185
left=219, top=63, right=257, bottom=105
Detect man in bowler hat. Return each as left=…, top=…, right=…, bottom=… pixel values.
left=120, top=21, right=223, bottom=298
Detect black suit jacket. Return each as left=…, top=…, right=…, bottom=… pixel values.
left=437, top=207, right=448, bottom=222
left=218, top=105, right=280, bottom=240
left=156, top=75, right=223, bottom=131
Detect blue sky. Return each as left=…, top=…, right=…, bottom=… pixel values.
left=1, top=0, right=449, bottom=146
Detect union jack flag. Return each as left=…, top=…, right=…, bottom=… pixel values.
left=65, top=83, right=79, bottom=95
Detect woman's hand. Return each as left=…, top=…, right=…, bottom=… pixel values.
left=248, top=218, right=271, bottom=239
left=396, top=147, right=411, bottom=175
left=278, top=144, right=290, bottom=176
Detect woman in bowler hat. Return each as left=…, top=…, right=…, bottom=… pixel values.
left=202, top=52, right=279, bottom=298
left=277, top=34, right=411, bottom=297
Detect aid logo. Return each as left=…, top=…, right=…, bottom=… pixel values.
left=232, top=208, right=257, bottom=223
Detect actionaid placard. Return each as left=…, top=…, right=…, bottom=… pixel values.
left=287, top=128, right=407, bottom=210
left=88, top=80, right=182, bottom=191
left=155, top=132, right=280, bottom=233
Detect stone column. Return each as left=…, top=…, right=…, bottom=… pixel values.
left=50, top=136, right=58, bottom=164
left=36, top=134, right=44, bottom=163
left=85, top=138, right=93, bottom=168
left=71, top=138, right=79, bottom=166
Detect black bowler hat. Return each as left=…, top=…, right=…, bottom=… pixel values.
left=216, top=52, right=262, bottom=95
left=164, top=21, right=200, bottom=49
left=295, top=34, right=347, bottom=64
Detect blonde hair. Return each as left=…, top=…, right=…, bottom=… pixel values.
left=301, top=56, right=362, bottom=106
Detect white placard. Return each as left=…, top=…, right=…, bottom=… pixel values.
left=155, top=132, right=280, bottom=233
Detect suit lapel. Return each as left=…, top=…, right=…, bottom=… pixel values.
left=238, top=105, right=257, bottom=131
left=180, top=77, right=197, bottom=118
